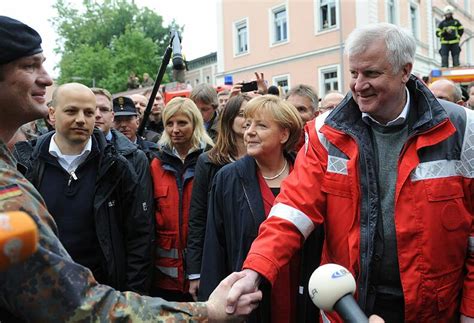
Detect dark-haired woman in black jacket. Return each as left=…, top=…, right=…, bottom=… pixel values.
left=186, top=94, right=251, bottom=300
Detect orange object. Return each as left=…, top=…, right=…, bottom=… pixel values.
left=0, top=211, right=38, bottom=270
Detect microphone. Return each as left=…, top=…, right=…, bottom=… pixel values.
left=308, top=263, right=368, bottom=323
left=0, top=211, right=38, bottom=271
left=170, top=30, right=186, bottom=83
left=267, top=85, right=280, bottom=96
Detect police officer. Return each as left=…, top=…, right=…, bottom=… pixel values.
left=0, top=15, right=260, bottom=322
left=436, top=5, right=464, bottom=67
left=113, top=96, right=159, bottom=159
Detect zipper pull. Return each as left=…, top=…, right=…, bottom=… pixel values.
left=68, top=171, right=78, bottom=187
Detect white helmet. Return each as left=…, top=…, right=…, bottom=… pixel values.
left=444, top=5, right=454, bottom=15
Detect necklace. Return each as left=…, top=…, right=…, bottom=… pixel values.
left=262, top=160, right=288, bottom=180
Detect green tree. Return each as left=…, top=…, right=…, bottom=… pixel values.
left=52, top=0, right=179, bottom=93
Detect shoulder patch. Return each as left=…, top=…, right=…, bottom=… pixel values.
left=0, top=184, right=22, bottom=201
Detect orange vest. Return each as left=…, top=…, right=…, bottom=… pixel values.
left=150, top=158, right=194, bottom=293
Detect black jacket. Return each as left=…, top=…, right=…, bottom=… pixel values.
left=200, top=155, right=322, bottom=322
left=186, top=152, right=227, bottom=276
left=14, top=130, right=154, bottom=294
left=136, top=136, right=159, bottom=160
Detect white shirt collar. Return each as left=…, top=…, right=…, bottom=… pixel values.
left=362, top=87, right=410, bottom=127
left=49, top=134, right=92, bottom=173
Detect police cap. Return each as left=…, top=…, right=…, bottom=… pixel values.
left=0, top=16, right=43, bottom=65
left=113, top=96, right=138, bottom=116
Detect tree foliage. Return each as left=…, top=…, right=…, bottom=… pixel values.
left=52, top=0, right=180, bottom=93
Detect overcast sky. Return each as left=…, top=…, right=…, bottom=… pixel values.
left=1, top=0, right=218, bottom=78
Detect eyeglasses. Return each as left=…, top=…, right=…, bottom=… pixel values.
left=319, top=105, right=335, bottom=113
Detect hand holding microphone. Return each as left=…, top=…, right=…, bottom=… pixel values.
left=0, top=211, right=38, bottom=271
left=308, top=263, right=369, bottom=323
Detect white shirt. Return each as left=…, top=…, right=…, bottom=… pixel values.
left=48, top=134, right=92, bottom=174
left=362, top=87, right=410, bottom=127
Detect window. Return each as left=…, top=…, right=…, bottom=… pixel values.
left=319, top=0, right=337, bottom=31
left=272, top=74, right=290, bottom=96
left=319, top=66, right=340, bottom=97
left=386, top=0, right=397, bottom=24
left=271, top=5, right=288, bottom=44
left=409, top=3, right=420, bottom=40
left=234, top=19, right=249, bottom=55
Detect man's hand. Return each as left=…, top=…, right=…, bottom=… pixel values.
left=229, top=84, right=242, bottom=98
left=225, top=269, right=261, bottom=314
left=207, top=272, right=262, bottom=322
left=189, top=279, right=200, bottom=301
left=369, top=315, right=385, bottom=323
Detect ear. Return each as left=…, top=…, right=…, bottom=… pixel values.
left=401, top=63, right=413, bottom=83
left=280, top=127, right=290, bottom=145
left=49, top=107, right=56, bottom=123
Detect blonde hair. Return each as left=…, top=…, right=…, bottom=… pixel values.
left=245, top=95, right=303, bottom=152
left=159, top=97, right=214, bottom=149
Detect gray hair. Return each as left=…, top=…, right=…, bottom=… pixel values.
left=285, top=84, right=319, bottom=112
left=344, top=23, right=416, bottom=73
left=190, top=84, right=218, bottom=108
left=453, top=84, right=463, bottom=102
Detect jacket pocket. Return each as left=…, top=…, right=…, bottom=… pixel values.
left=437, top=277, right=462, bottom=313
left=321, top=176, right=352, bottom=198
left=423, top=178, right=468, bottom=232
left=154, top=185, right=172, bottom=208
left=155, top=231, right=180, bottom=280
left=424, top=177, right=464, bottom=201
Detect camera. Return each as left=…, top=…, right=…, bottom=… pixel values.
left=240, top=81, right=258, bottom=92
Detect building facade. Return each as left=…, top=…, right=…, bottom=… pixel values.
left=216, top=0, right=474, bottom=97
left=184, top=52, right=218, bottom=87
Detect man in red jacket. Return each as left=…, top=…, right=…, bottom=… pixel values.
left=225, top=22, right=474, bottom=322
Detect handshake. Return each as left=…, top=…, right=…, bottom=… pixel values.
left=206, top=266, right=386, bottom=322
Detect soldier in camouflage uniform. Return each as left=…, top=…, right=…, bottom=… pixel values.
left=0, top=15, right=261, bottom=322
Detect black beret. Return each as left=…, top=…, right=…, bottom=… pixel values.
left=113, top=96, right=138, bottom=116
left=0, top=16, right=43, bottom=65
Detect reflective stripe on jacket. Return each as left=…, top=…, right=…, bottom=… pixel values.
left=436, top=18, right=464, bottom=44
left=243, top=76, right=474, bottom=321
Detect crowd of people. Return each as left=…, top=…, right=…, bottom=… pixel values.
left=0, top=14, right=473, bottom=323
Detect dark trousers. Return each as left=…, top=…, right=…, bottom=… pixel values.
left=440, top=43, right=461, bottom=67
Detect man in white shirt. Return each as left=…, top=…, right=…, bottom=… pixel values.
left=14, top=83, right=154, bottom=294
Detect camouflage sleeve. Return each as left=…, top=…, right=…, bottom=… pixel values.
left=0, top=145, right=207, bottom=322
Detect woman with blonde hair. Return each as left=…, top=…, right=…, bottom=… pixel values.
left=150, top=97, right=213, bottom=301
left=201, top=95, right=322, bottom=322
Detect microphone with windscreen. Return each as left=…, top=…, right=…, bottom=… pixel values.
left=308, top=263, right=368, bottom=323
left=171, top=30, right=186, bottom=83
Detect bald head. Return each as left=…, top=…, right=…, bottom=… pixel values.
left=52, top=83, right=96, bottom=107
left=320, top=92, right=345, bottom=113
left=129, top=93, right=148, bottom=121
left=429, top=79, right=463, bottom=105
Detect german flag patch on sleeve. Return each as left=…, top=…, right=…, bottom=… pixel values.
left=0, top=184, right=23, bottom=201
